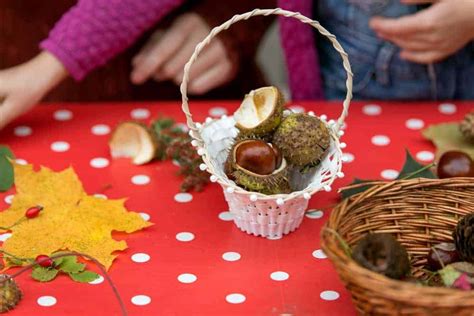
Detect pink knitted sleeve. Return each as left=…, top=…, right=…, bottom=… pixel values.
left=40, top=0, right=185, bottom=80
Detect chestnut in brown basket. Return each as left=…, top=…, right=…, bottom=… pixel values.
left=352, top=233, right=410, bottom=280
left=427, top=243, right=460, bottom=271
left=453, top=213, right=474, bottom=263
left=437, top=151, right=474, bottom=179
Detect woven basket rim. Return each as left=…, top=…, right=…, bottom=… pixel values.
left=321, top=177, right=474, bottom=308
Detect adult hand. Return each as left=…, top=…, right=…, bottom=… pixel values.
left=131, top=13, right=235, bottom=95
left=0, top=52, right=67, bottom=130
left=370, top=0, right=474, bottom=64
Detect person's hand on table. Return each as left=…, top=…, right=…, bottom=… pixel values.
left=0, top=52, right=68, bottom=130
left=131, top=13, right=236, bottom=95
left=370, top=0, right=474, bottom=64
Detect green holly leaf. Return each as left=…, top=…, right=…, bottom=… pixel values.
left=396, top=149, right=436, bottom=180
left=152, top=118, right=175, bottom=132
left=0, top=145, right=15, bottom=192
left=68, top=270, right=100, bottom=283
left=423, top=122, right=474, bottom=160
left=340, top=150, right=436, bottom=199
left=439, top=265, right=462, bottom=287
left=31, top=266, right=59, bottom=282
left=340, top=178, right=377, bottom=199
left=58, top=255, right=85, bottom=273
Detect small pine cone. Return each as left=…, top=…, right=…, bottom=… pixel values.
left=460, top=112, right=474, bottom=143
left=0, top=275, right=22, bottom=313
left=453, top=213, right=474, bottom=262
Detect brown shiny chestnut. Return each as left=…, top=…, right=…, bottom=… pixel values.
left=437, top=151, right=474, bottom=179
left=235, top=140, right=277, bottom=175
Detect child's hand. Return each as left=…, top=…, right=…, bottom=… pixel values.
left=370, top=0, right=474, bottom=64
left=130, top=13, right=235, bottom=95
left=0, top=52, right=67, bottom=130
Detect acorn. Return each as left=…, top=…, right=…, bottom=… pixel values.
left=460, top=111, right=474, bottom=143
left=0, top=275, right=22, bottom=313
left=453, top=213, right=474, bottom=262
left=426, top=242, right=460, bottom=271
left=437, top=151, right=474, bottom=179
left=352, top=233, right=411, bottom=280
left=225, top=139, right=291, bottom=195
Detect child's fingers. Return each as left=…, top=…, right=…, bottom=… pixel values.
left=400, top=0, right=437, bottom=4
left=156, top=38, right=203, bottom=81
left=188, top=60, right=233, bottom=95
left=369, top=12, right=431, bottom=37
left=131, top=26, right=187, bottom=84
left=174, top=41, right=228, bottom=85
left=0, top=98, right=20, bottom=130
left=377, top=33, right=433, bottom=51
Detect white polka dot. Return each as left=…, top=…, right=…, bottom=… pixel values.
left=362, top=104, right=381, bottom=116
left=177, top=273, right=197, bottom=284
left=37, top=296, right=57, bottom=307
left=131, top=295, right=151, bottom=306
left=209, top=107, right=227, bottom=117
left=4, top=194, right=14, bottom=204
left=131, top=108, right=150, bottom=120
left=226, top=293, right=246, bottom=304
left=218, top=211, right=234, bottom=221
left=172, top=160, right=181, bottom=166
left=289, top=105, right=305, bottom=113
left=90, top=157, right=109, bottom=168
left=131, top=175, right=150, bottom=185
left=174, top=193, right=193, bottom=203
left=91, top=124, right=111, bottom=136
left=416, top=151, right=434, bottom=162
left=15, top=159, right=27, bottom=165
left=51, top=141, right=70, bottom=152
left=267, top=235, right=282, bottom=240
left=14, top=126, right=32, bottom=137
left=439, top=103, right=457, bottom=115
left=176, top=232, right=195, bottom=242
left=320, top=290, right=340, bottom=301
left=371, top=135, right=390, bottom=146
left=342, top=153, right=354, bottom=163
left=312, top=249, right=327, bottom=259
left=140, top=212, right=150, bottom=221
left=88, top=275, right=104, bottom=285
left=174, top=123, right=189, bottom=132
left=0, top=233, right=12, bottom=242
left=270, top=271, right=289, bottom=281
left=381, top=169, right=399, bottom=180
left=222, top=252, right=241, bottom=262
left=305, top=210, right=324, bottom=219
left=405, top=118, right=425, bottom=130
left=93, top=194, right=107, bottom=199
left=53, top=109, right=73, bottom=121
left=131, top=253, right=150, bottom=263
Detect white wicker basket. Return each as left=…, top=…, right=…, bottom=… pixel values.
left=180, top=8, right=353, bottom=238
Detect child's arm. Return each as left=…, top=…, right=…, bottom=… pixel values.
left=369, top=0, right=474, bottom=64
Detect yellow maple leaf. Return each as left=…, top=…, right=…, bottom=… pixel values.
left=0, top=163, right=152, bottom=269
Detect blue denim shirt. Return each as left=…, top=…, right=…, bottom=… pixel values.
left=315, top=0, right=474, bottom=100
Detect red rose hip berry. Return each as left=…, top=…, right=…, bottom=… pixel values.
left=35, top=255, right=53, bottom=268
left=25, top=205, right=43, bottom=219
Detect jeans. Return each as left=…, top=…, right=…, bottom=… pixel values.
left=315, top=0, right=474, bottom=100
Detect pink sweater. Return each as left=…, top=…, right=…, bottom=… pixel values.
left=41, top=0, right=321, bottom=100
left=40, top=0, right=185, bottom=80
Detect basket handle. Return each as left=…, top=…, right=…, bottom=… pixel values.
left=180, top=8, right=353, bottom=141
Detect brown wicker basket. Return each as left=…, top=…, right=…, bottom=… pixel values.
left=321, top=178, right=474, bottom=316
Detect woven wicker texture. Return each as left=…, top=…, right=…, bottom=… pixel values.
left=321, top=178, right=474, bottom=316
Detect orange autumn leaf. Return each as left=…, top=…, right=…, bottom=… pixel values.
left=0, top=163, right=152, bottom=269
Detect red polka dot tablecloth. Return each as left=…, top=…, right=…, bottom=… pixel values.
left=0, top=101, right=471, bottom=315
